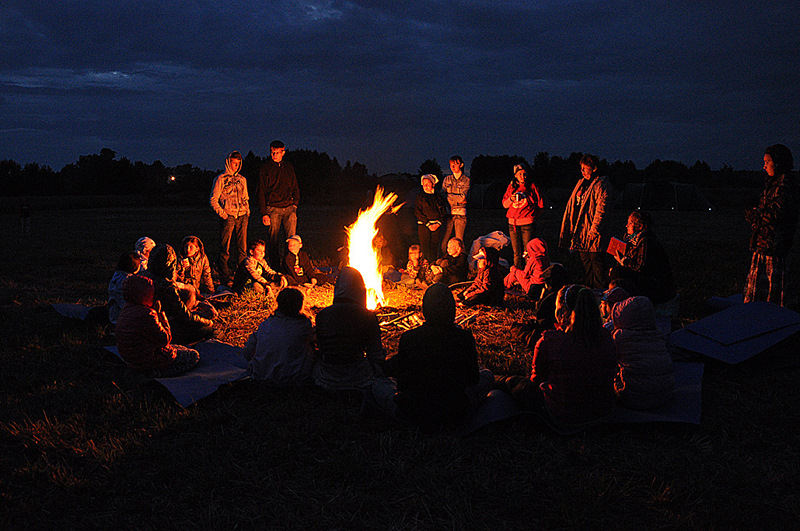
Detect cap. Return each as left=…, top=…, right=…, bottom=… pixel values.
left=286, top=235, right=302, bottom=245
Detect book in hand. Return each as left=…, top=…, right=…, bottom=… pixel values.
left=606, top=237, right=627, bottom=257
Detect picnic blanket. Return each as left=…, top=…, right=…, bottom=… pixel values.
left=53, top=302, right=92, bottom=320
left=668, top=301, right=800, bottom=364
left=105, top=340, right=248, bottom=407
left=459, top=361, right=704, bottom=435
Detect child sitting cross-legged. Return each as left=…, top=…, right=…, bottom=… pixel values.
left=242, top=287, right=316, bottom=385
left=115, top=274, right=200, bottom=377
left=430, top=237, right=468, bottom=286
left=232, top=239, right=287, bottom=295
left=281, top=235, right=333, bottom=288
left=457, top=246, right=505, bottom=307
left=503, top=237, right=550, bottom=299
left=399, top=244, right=432, bottom=288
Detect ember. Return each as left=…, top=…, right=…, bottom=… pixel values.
left=346, top=186, right=402, bottom=310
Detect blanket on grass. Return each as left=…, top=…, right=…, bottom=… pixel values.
left=459, top=361, right=704, bottom=435
left=668, top=301, right=800, bottom=364
left=105, top=340, right=248, bottom=407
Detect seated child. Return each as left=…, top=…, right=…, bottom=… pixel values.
left=399, top=244, right=432, bottom=288
left=503, top=237, right=550, bottom=299
left=242, top=287, right=316, bottom=385
left=374, top=283, right=493, bottom=428
left=281, top=235, right=333, bottom=287
left=511, top=263, right=570, bottom=349
left=108, top=251, right=141, bottom=325
left=179, top=235, right=215, bottom=295
left=458, top=246, right=504, bottom=307
left=374, top=232, right=400, bottom=282
left=134, top=236, right=156, bottom=271
left=498, top=284, right=617, bottom=427
left=232, top=239, right=287, bottom=295
left=142, top=244, right=215, bottom=345
left=599, top=284, right=631, bottom=328
left=431, top=237, right=468, bottom=286
left=611, top=296, right=674, bottom=410
left=115, top=274, right=200, bottom=377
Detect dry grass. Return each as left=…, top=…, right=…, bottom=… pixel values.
left=1, top=193, right=799, bottom=528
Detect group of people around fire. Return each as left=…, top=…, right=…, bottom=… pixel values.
left=109, top=141, right=797, bottom=431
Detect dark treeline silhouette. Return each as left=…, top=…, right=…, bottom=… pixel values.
left=1, top=148, right=761, bottom=205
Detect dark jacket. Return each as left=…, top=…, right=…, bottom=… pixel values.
left=434, top=252, right=468, bottom=285
left=258, top=158, right=300, bottom=212
left=282, top=250, right=315, bottom=285
left=613, top=229, right=676, bottom=304
left=747, top=172, right=800, bottom=258
left=415, top=190, right=448, bottom=227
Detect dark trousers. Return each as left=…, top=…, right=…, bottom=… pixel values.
left=418, top=224, right=442, bottom=262
left=509, top=223, right=535, bottom=270
left=217, top=215, right=248, bottom=284
left=265, top=206, right=298, bottom=268
left=579, top=251, right=607, bottom=289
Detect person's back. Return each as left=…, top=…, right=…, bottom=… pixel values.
left=612, top=296, right=674, bottom=410
left=115, top=275, right=175, bottom=372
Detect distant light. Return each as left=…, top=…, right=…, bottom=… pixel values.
left=169, top=175, right=176, bottom=182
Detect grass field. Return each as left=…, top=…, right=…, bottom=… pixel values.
left=1, top=190, right=799, bottom=528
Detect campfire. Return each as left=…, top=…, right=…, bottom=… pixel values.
left=346, top=186, right=402, bottom=310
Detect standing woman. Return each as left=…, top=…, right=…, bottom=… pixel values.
left=559, top=154, right=611, bottom=289
left=415, top=174, right=448, bottom=262
left=744, top=144, right=799, bottom=305
left=502, top=164, right=545, bottom=270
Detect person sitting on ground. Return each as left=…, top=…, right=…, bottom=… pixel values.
left=281, top=235, right=333, bottom=288
left=373, top=283, right=493, bottom=428
left=108, top=251, right=141, bottom=326
left=142, top=244, right=215, bottom=345
left=431, top=237, right=468, bottom=286
left=511, top=263, right=570, bottom=349
left=115, top=274, right=200, bottom=377
left=497, top=284, right=617, bottom=428
left=374, top=232, right=400, bottom=282
left=232, top=239, right=287, bottom=295
left=611, top=296, right=674, bottom=410
left=242, top=287, right=316, bottom=385
left=503, top=237, right=550, bottom=299
left=178, top=235, right=215, bottom=296
left=458, top=246, right=504, bottom=307
left=399, top=244, right=432, bottom=288
left=599, top=284, right=631, bottom=328
left=134, top=236, right=156, bottom=271
left=609, top=211, right=676, bottom=304
left=313, top=267, right=386, bottom=390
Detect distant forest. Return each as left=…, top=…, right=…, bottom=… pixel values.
left=0, top=147, right=762, bottom=205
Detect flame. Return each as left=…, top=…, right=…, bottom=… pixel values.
left=346, top=186, right=402, bottom=310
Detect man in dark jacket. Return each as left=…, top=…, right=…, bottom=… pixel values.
left=257, top=140, right=300, bottom=266
left=744, top=144, right=799, bottom=305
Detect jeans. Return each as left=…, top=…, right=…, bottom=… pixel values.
left=508, top=223, right=534, bottom=270
left=266, top=205, right=297, bottom=268
left=579, top=251, right=607, bottom=289
left=217, top=214, right=248, bottom=284
left=440, top=215, right=467, bottom=255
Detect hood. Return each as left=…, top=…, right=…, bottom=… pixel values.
left=526, top=238, right=547, bottom=258
left=134, top=236, right=155, bottom=255
left=122, top=274, right=155, bottom=308
left=148, top=244, right=179, bottom=281
left=333, top=266, right=366, bottom=307
left=224, top=153, right=241, bottom=176
left=422, top=282, right=456, bottom=327
left=181, top=235, right=205, bottom=258
left=611, top=296, right=657, bottom=331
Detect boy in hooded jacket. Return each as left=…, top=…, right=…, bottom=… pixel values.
left=210, top=150, right=249, bottom=286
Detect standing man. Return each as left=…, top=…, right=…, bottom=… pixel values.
left=257, top=140, right=299, bottom=267
left=559, top=153, right=610, bottom=289
left=440, top=155, right=470, bottom=256
left=744, top=144, right=798, bottom=305
left=210, top=150, right=250, bottom=287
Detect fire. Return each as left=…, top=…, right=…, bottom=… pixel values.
left=346, top=186, right=402, bottom=310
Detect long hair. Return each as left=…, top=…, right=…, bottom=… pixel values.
left=559, top=284, right=604, bottom=348
left=765, top=144, right=794, bottom=175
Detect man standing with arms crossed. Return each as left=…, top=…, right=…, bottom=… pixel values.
left=257, top=140, right=299, bottom=268
left=440, top=155, right=470, bottom=256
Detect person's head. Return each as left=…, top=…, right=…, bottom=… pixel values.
left=373, top=232, right=387, bottom=249
left=446, top=237, right=464, bottom=257
left=473, top=246, right=498, bottom=270
left=422, top=282, right=456, bottom=327
left=122, top=274, right=155, bottom=308
left=270, top=140, right=286, bottom=163
left=249, top=240, right=266, bottom=260
left=556, top=284, right=603, bottom=346
left=600, top=286, right=630, bottom=320
left=626, top=211, right=652, bottom=234
left=513, top=164, right=527, bottom=184
left=543, top=263, right=569, bottom=292
left=135, top=237, right=156, bottom=259
left=449, top=155, right=464, bottom=175
left=408, top=244, right=421, bottom=263
left=579, top=154, right=600, bottom=179
left=286, top=234, right=302, bottom=255
left=148, top=244, right=179, bottom=282
left=764, top=144, right=794, bottom=177
left=116, top=251, right=141, bottom=274
left=276, top=287, right=304, bottom=317
left=333, top=266, right=366, bottom=307
left=225, top=151, right=242, bottom=175
left=421, top=174, right=438, bottom=194
left=182, top=235, right=203, bottom=258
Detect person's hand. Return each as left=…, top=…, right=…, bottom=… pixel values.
left=614, top=250, right=625, bottom=264
left=311, top=278, right=318, bottom=286
left=221, top=213, right=228, bottom=220
left=262, top=215, right=271, bottom=226
left=429, top=223, right=441, bottom=232
left=511, top=198, right=525, bottom=209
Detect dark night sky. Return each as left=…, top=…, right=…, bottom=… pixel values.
left=2, top=0, right=799, bottom=175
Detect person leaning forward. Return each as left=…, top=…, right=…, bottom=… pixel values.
left=257, top=140, right=299, bottom=267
